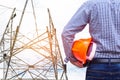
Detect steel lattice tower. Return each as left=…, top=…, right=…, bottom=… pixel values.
left=0, top=0, right=68, bottom=80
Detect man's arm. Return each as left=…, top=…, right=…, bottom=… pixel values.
left=61, top=1, right=92, bottom=67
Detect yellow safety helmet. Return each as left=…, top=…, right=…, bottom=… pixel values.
left=72, top=38, right=92, bottom=64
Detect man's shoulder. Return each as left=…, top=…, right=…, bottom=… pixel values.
left=87, top=0, right=120, bottom=3
left=86, top=0, right=108, bottom=3
left=84, top=0, right=113, bottom=7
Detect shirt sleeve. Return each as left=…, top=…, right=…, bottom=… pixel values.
left=61, top=1, right=92, bottom=63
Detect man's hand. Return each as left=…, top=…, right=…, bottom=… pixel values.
left=70, top=60, right=83, bottom=68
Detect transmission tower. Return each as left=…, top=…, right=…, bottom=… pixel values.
left=0, top=0, right=68, bottom=80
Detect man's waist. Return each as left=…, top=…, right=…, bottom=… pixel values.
left=91, top=58, right=120, bottom=64
left=94, top=51, right=120, bottom=58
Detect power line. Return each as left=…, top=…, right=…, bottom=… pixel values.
left=0, top=4, right=30, bottom=13
left=0, top=4, right=13, bottom=10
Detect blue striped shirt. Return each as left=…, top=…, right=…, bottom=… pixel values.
left=62, top=0, right=120, bottom=62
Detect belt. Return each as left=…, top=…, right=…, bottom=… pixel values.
left=90, top=58, right=120, bottom=64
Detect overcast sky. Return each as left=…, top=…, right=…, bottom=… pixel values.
left=0, top=0, right=88, bottom=80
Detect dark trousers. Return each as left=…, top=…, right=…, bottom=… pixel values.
left=86, top=60, right=120, bottom=80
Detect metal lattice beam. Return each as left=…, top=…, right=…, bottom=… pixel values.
left=0, top=0, right=68, bottom=80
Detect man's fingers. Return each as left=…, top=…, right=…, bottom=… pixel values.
left=70, top=60, right=83, bottom=68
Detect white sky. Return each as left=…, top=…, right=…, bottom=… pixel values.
left=0, top=0, right=89, bottom=80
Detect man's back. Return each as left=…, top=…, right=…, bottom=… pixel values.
left=88, top=0, right=120, bottom=58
